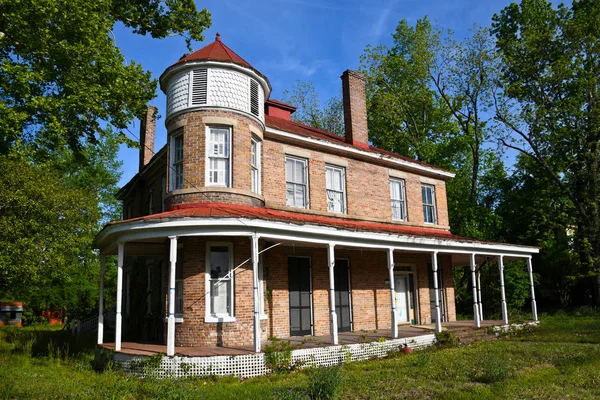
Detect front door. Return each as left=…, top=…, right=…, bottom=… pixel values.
left=394, top=276, right=410, bottom=323
left=334, top=259, right=352, bottom=332
left=288, top=257, right=312, bottom=336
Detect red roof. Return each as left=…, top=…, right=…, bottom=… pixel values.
left=175, top=33, right=253, bottom=68
left=108, top=202, right=467, bottom=241
left=265, top=115, right=453, bottom=175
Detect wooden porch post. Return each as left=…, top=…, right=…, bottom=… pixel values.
left=327, top=243, right=338, bottom=345
left=431, top=251, right=442, bottom=333
left=476, top=267, right=483, bottom=320
left=251, top=234, right=261, bottom=353
left=527, top=257, right=538, bottom=321
left=167, top=236, right=178, bottom=357
left=97, top=253, right=106, bottom=345
left=115, top=242, right=124, bottom=351
left=387, top=248, right=398, bottom=339
left=498, top=256, right=509, bottom=325
left=470, top=253, right=481, bottom=328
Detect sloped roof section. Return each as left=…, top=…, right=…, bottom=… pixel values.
left=175, top=33, right=253, bottom=68
left=265, top=115, right=454, bottom=177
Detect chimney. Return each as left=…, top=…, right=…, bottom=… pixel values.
left=139, top=106, right=157, bottom=171
left=341, top=70, right=369, bottom=148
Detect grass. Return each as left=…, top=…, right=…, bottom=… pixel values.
left=2, top=310, right=600, bottom=399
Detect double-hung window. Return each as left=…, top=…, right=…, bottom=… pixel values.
left=251, top=138, right=261, bottom=194
left=390, top=179, right=407, bottom=221
left=206, top=127, right=231, bottom=187
left=286, top=156, right=309, bottom=208
left=171, top=134, right=184, bottom=190
left=326, top=165, right=346, bottom=213
left=422, top=184, right=437, bottom=224
left=206, top=243, right=234, bottom=321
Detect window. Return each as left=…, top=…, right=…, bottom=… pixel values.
left=206, top=127, right=231, bottom=187
left=251, top=138, right=261, bottom=194
left=161, top=175, right=166, bottom=212
left=175, top=249, right=184, bottom=316
left=171, top=134, right=184, bottom=190
left=286, top=156, right=309, bottom=208
left=326, top=165, right=346, bottom=213
left=206, top=243, right=234, bottom=320
left=422, top=184, right=437, bottom=224
left=259, top=255, right=266, bottom=318
left=390, top=179, right=407, bottom=221
left=146, top=262, right=153, bottom=315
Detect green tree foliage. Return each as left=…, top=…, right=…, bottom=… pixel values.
left=0, top=0, right=211, bottom=155
left=0, top=156, right=101, bottom=314
left=282, top=80, right=345, bottom=136
left=361, top=18, right=504, bottom=241
left=492, top=0, right=600, bottom=304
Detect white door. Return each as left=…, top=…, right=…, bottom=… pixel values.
left=394, top=276, right=409, bottom=323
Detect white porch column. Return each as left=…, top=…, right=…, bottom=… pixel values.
left=470, top=253, right=481, bottom=328
left=527, top=257, right=538, bottom=321
left=498, top=256, right=509, bottom=325
left=251, top=234, right=261, bottom=353
left=115, top=242, right=124, bottom=351
left=387, top=248, right=398, bottom=339
left=431, top=251, right=442, bottom=333
left=476, top=267, right=483, bottom=320
left=327, top=243, right=338, bottom=345
left=167, top=236, right=178, bottom=357
left=97, top=253, right=106, bottom=345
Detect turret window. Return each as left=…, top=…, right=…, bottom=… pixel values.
left=171, top=133, right=184, bottom=190
left=251, top=138, right=261, bottom=194
left=250, top=79, right=259, bottom=117
left=206, top=126, right=232, bottom=187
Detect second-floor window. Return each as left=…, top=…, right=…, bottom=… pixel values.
left=390, top=179, right=407, bottom=221
left=326, top=165, right=346, bottom=213
left=422, top=184, right=437, bottom=224
left=251, top=138, right=261, bottom=194
left=206, top=127, right=231, bottom=187
left=171, top=134, right=184, bottom=190
left=286, top=156, right=309, bottom=208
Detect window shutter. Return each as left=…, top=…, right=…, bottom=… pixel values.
left=250, top=79, right=259, bottom=116
left=191, top=68, right=208, bottom=105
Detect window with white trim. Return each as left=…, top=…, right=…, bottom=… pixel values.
left=175, top=249, right=183, bottom=316
left=148, top=188, right=154, bottom=215
left=251, top=138, right=261, bottom=194
left=161, top=175, right=166, bottom=212
left=286, top=156, right=309, bottom=208
left=422, top=184, right=437, bottom=224
left=206, top=127, right=231, bottom=187
left=171, top=133, right=184, bottom=190
left=390, top=179, right=407, bottom=221
left=206, top=243, right=234, bottom=319
left=326, top=165, right=346, bottom=213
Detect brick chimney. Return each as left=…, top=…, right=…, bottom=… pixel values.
left=341, top=70, right=369, bottom=149
left=139, top=106, right=157, bottom=171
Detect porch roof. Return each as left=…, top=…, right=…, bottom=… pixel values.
left=96, top=203, right=538, bottom=257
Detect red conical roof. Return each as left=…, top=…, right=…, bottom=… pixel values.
left=175, top=32, right=253, bottom=69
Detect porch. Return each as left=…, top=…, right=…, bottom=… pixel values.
left=101, top=320, right=507, bottom=357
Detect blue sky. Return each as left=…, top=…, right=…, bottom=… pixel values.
left=115, top=0, right=516, bottom=186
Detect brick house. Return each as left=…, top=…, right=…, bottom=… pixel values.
left=94, top=34, right=538, bottom=356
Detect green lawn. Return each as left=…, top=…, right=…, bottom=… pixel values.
left=2, top=311, right=600, bottom=399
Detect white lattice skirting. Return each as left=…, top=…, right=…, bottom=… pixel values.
left=114, top=333, right=436, bottom=379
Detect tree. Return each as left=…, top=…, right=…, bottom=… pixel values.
left=492, top=0, right=600, bottom=304
left=0, top=0, right=211, bottom=156
left=0, top=156, right=101, bottom=313
left=282, top=80, right=344, bottom=137
left=361, top=18, right=505, bottom=240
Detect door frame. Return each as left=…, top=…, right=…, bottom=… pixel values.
left=394, top=264, right=420, bottom=325
left=334, top=258, right=353, bottom=332
left=287, top=255, right=314, bottom=336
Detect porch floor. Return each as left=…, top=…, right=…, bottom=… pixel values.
left=100, top=320, right=506, bottom=357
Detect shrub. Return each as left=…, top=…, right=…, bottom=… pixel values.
left=264, top=337, right=303, bottom=374
left=307, top=365, right=342, bottom=400
left=435, top=330, right=460, bottom=348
